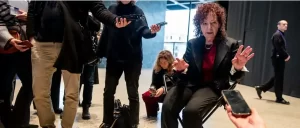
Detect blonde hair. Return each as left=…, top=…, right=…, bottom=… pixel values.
left=153, top=50, right=175, bottom=75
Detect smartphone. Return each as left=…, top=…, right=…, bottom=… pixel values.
left=21, top=40, right=33, bottom=48
left=149, top=86, right=157, bottom=97
left=10, top=6, right=20, bottom=16
left=156, top=21, right=167, bottom=27
left=222, top=90, right=251, bottom=116
left=120, top=14, right=143, bottom=21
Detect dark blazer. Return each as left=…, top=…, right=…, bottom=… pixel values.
left=271, top=30, right=289, bottom=60
left=27, top=1, right=117, bottom=73
left=97, top=4, right=156, bottom=61
left=175, top=36, right=245, bottom=94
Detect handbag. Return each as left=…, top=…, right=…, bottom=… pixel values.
left=111, top=99, right=131, bottom=128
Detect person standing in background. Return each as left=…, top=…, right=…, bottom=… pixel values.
left=27, top=1, right=129, bottom=127
left=255, top=20, right=290, bottom=105
left=0, top=0, right=35, bottom=127
left=79, top=13, right=101, bottom=120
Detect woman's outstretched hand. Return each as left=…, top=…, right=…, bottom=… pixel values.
left=232, top=45, right=255, bottom=70
left=173, top=58, right=189, bottom=72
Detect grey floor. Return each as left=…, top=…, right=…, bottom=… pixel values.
left=13, top=69, right=300, bottom=128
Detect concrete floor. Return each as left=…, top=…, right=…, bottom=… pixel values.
left=13, top=69, right=300, bottom=128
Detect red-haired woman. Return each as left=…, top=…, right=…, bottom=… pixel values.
left=161, top=2, right=254, bottom=128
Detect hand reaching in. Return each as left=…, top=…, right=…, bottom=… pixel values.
left=226, top=105, right=265, bottom=128
left=115, top=17, right=131, bottom=28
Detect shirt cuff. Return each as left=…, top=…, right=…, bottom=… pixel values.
left=230, top=66, right=248, bottom=75
left=173, top=68, right=188, bottom=74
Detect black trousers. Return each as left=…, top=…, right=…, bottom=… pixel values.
left=103, top=60, right=142, bottom=125
left=0, top=51, right=33, bottom=128
left=33, top=69, right=62, bottom=110
left=260, top=57, right=285, bottom=100
left=79, top=64, right=96, bottom=107
left=161, top=86, right=218, bottom=128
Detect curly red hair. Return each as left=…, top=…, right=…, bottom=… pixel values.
left=193, top=2, right=227, bottom=41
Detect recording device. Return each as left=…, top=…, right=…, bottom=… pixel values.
left=156, top=21, right=167, bottom=27
left=222, top=90, right=251, bottom=116
left=149, top=86, right=157, bottom=97
left=119, top=14, right=144, bottom=21
left=10, top=6, right=20, bottom=16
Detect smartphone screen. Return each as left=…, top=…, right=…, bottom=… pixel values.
left=222, top=90, right=251, bottom=116
left=10, top=7, right=20, bottom=16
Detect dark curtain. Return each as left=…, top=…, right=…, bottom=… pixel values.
left=227, top=1, right=300, bottom=98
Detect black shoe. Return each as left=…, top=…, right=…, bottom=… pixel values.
left=20, top=124, right=39, bottom=128
left=276, top=99, right=290, bottom=105
left=54, top=108, right=63, bottom=114
left=79, top=102, right=82, bottom=107
left=255, top=86, right=262, bottom=99
left=99, top=123, right=111, bottom=128
left=82, top=105, right=91, bottom=120
left=131, top=124, right=138, bottom=128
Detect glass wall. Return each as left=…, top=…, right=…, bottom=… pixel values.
left=163, top=1, right=198, bottom=58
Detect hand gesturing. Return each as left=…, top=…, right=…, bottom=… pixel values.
left=173, top=58, right=189, bottom=72
left=232, top=45, right=254, bottom=70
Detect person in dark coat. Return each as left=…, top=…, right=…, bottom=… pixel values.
left=98, top=1, right=161, bottom=128
left=26, top=1, right=130, bottom=128
left=142, top=50, right=175, bottom=118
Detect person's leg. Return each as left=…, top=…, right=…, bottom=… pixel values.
left=123, top=61, right=142, bottom=126
left=182, top=87, right=218, bottom=128
left=273, top=58, right=289, bottom=104
left=31, top=40, right=59, bottom=127
left=0, top=54, right=17, bottom=127
left=142, top=90, right=160, bottom=118
left=161, top=86, right=193, bottom=128
left=51, top=69, right=62, bottom=114
left=11, top=51, right=34, bottom=127
left=60, top=70, right=80, bottom=128
left=81, top=64, right=96, bottom=119
left=101, top=60, right=123, bottom=126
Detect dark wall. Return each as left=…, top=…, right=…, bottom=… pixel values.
left=227, top=1, right=300, bottom=98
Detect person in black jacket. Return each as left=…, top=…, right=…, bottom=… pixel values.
left=79, top=14, right=101, bottom=120
left=161, top=3, right=254, bottom=128
left=255, top=20, right=290, bottom=105
left=98, top=1, right=161, bottom=128
left=26, top=1, right=130, bottom=128
left=142, top=50, right=175, bottom=118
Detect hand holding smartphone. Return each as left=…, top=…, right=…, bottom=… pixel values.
left=156, top=21, right=167, bottom=27
left=21, top=40, right=33, bottom=48
left=222, top=90, right=251, bottom=116
left=120, top=14, right=144, bottom=22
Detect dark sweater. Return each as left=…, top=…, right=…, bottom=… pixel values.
left=98, top=3, right=156, bottom=61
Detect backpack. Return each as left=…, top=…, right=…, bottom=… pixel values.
left=112, top=99, right=131, bottom=128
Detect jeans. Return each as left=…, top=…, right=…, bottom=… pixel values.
left=79, top=64, right=96, bottom=107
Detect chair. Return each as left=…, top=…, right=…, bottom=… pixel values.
left=163, top=75, right=238, bottom=125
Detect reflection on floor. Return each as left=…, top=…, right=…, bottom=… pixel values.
left=13, top=69, right=300, bottom=128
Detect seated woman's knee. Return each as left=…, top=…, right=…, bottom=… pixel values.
left=183, top=105, right=200, bottom=117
